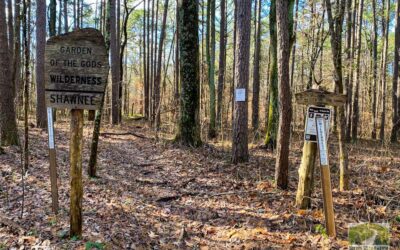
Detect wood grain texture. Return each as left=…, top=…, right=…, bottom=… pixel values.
left=45, top=28, right=109, bottom=110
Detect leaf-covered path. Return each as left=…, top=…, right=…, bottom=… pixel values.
left=0, top=118, right=399, bottom=249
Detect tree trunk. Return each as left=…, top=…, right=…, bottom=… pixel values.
left=173, top=0, right=180, bottom=127
left=351, top=0, right=364, bottom=140
left=0, top=0, right=19, bottom=146
left=110, top=0, right=120, bottom=125
left=154, top=0, right=169, bottom=128
left=390, top=0, right=400, bottom=142
left=206, top=0, right=216, bottom=138
left=36, top=0, right=47, bottom=128
left=49, top=0, right=57, bottom=36
left=325, top=0, right=349, bottom=191
left=175, top=0, right=201, bottom=147
left=264, top=0, right=278, bottom=149
left=275, top=0, right=293, bottom=189
left=289, top=0, right=299, bottom=88
left=371, top=0, right=378, bottom=139
left=380, top=0, right=390, bottom=142
left=143, top=0, right=148, bottom=118
left=64, top=0, right=68, bottom=32
left=216, top=0, right=226, bottom=132
left=13, top=0, right=21, bottom=104
left=251, top=0, right=262, bottom=134
left=231, top=0, right=251, bottom=164
left=22, top=0, right=30, bottom=172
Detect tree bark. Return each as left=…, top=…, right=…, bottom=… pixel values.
left=325, top=0, right=349, bottom=191
left=23, top=0, right=30, bottom=173
left=275, top=0, right=293, bottom=189
left=175, top=0, right=201, bottom=147
left=251, top=0, right=262, bottom=134
left=371, top=0, right=378, bottom=139
left=380, top=0, right=390, bottom=142
left=154, top=0, right=170, bottom=128
left=207, top=0, right=216, bottom=138
left=0, top=0, right=19, bottom=146
left=36, top=0, right=47, bottom=128
left=231, top=0, right=251, bottom=164
left=110, top=0, right=120, bottom=124
left=64, top=0, right=68, bottom=32
left=49, top=0, right=57, bottom=36
left=351, top=0, right=364, bottom=140
left=216, top=0, right=226, bottom=132
left=264, top=0, right=278, bottom=149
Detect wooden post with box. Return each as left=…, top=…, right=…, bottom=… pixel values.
left=45, top=28, right=109, bottom=238
left=294, top=89, right=347, bottom=238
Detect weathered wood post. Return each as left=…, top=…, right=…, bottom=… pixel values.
left=47, top=107, right=59, bottom=214
left=294, top=89, right=347, bottom=238
left=70, top=109, right=84, bottom=237
left=45, top=29, right=109, bottom=238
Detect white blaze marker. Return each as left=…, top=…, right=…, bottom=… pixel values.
left=47, top=107, right=55, bottom=149
left=316, top=116, right=328, bottom=166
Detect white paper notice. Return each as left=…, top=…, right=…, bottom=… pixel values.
left=47, top=107, right=55, bottom=149
left=235, top=88, right=246, bottom=102
left=316, top=117, right=328, bottom=166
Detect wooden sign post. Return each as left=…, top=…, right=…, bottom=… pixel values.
left=295, top=89, right=346, bottom=238
left=45, top=28, right=109, bottom=238
left=47, top=107, right=59, bottom=214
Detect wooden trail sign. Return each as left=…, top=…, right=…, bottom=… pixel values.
left=45, top=28, right=109, bottom=238
left=295, top=89, right=346, bottom=106
left=45, top=28, right=109, bottom=110
left=295, top=89, right=345, bottom=238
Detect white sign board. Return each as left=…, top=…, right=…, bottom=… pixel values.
left=305, top=106, right=331, bottom=142
left=47, top=107, right=55, bottom=149
left=316, top=117, right=329, bottom=166
left=235, top=88, right=246, bottom=102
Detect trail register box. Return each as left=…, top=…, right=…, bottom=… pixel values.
left=45, top=28, right=109, bottom=110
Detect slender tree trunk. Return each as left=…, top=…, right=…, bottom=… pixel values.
left=325, top=0, right=349, bottom=191
left=64, top=0, right=68, bottom=32
left=264, top=0, right=278, bottom=149
left=175, top=0, right=201, bottom=147
left=143, top=0, right=147, bottom=117
left=173, top=0, right=180, bottom=127
left=346, top=0, right=356, bottom=142
left=49, top=0, right=57, bottom=36
left=154, top=0, right=169, bottom=128
left=275, top=0, right=294, bottom=189
left=290, top=0, right=299, bottom=89
left=351, top=0, right=363, bottom=140
left=13, top=0, right=21, bottom=102
left=22, top=0, right=30, bottom=172
left=251, top=0, right=262, bottom=134
left=380, top=0, right=390, bottom=142
left=391, top=0, right=400, bottom=142
left=206, top=0, right=216, bottom=138
left=36, top=0, right=47, bottom=128
left=0, top=0, right=19, bottom=146
left=231, top=0, right=251, bottom=164
left=216, top=0, right=226, bottom=131
left=111, top=0, right=120, bottom=124
left=58, top=0, right=62, bottom=34
left=371, top=0, right=378, bottom=139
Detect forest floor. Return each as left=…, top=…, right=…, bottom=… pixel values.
left=0, top=117, right=399, bottom=249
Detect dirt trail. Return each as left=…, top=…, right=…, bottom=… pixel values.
left=0, top=119, right=399, bottom=249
